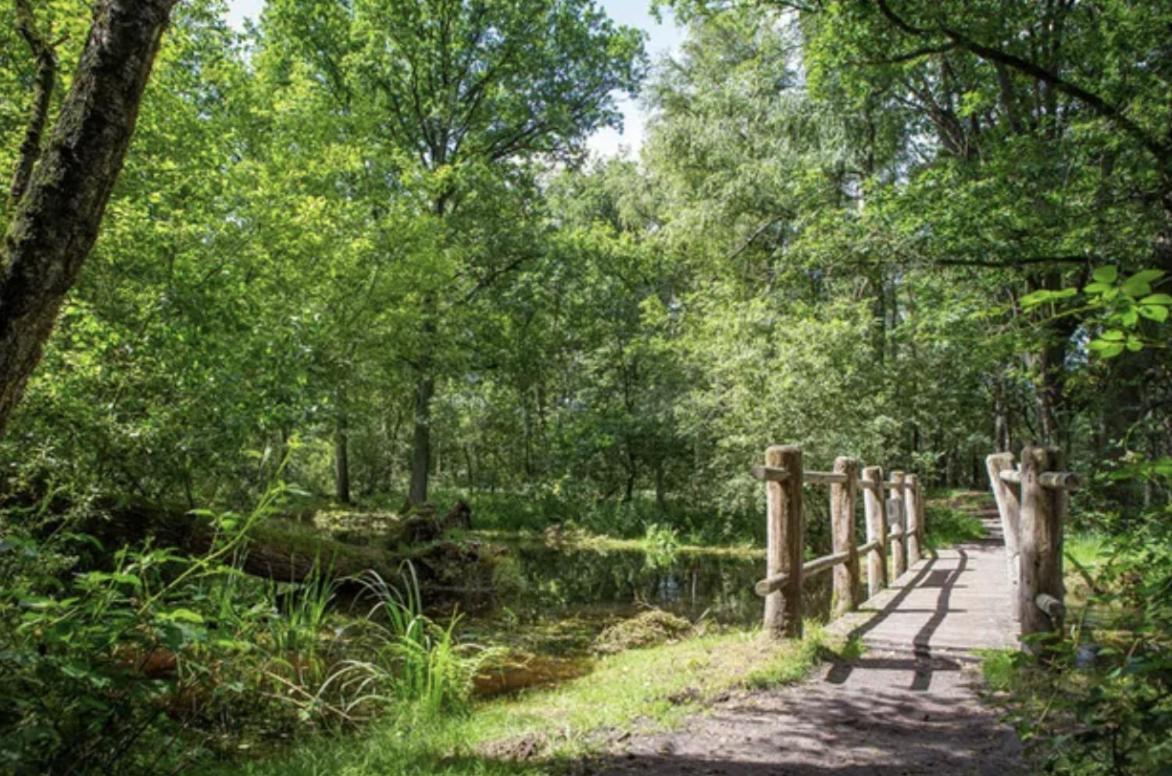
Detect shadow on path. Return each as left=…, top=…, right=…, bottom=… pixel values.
left=581, top=497, right=1024, bottom=776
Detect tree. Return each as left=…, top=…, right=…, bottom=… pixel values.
left=263, top=0, right=644, bottom=505
left=664, top=0, right=1172, bottom=449
left=0, top=0, right=181, bottom=436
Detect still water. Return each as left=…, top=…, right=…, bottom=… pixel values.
left=443, top=540, right=833, bottom=695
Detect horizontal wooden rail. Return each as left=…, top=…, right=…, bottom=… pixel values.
left=1036, top=593, right=1065, bottom=621
left=752, top=466, right=919, bottom=494
left=805, top=550, right=848, bottom=578
left=998, top=469, right=1080, bottom=491
left=886, top=528, right=904, bottom=540
left=804, top=470, right=848, bottom=485
left=755, top=537, right=887, bottom=597
left=755, top=549, right=850, bottom=596
left=750, top=465, right=789, bottom=482
left=1040, top=472, right=1081, bottom=491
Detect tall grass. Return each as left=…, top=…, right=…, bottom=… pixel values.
left=327, top=565, right=492, bottom=720
left=268, top=561, right=337, bottom=659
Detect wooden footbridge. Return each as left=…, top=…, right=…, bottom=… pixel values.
left=601, top=445, right=1080, bottom=773
left=750, top=444, right=1080, bottom=653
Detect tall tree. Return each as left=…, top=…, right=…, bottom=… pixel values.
left=666, top=0, right=1172, bottom=447
left=0, top=0, right=180, bottom=436
left=263, top=0, right=643, bottom=505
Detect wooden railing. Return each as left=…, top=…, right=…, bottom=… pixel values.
left=750, top=444, right=925, bottom=638
left=985, top=447, right=1080, bottom=648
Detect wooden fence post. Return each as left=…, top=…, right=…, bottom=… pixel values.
left=915, top=476, right=926, bottom=556
left=862, top=465, right=888, bottom=597
left=890, top=471, right=907, bottom=577
left=831, top=456, right=860, bottom=616
left=905, top=473, right=922, bottom=564
left=1019, top=446, right=1065, bottom=649
left=764, top=445, right=804, bottom=639
left=986, top=452, right=1022, bottom=619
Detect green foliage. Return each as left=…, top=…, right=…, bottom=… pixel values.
left=0, top=490, right=486, bottom=773
left=0, top=494, right=273, bottom=772
left=642, top=522, right=681, bottom=556
left=924, top=499, right=987, bottom=551
left=227, top=626, right=833, bottom=776
left=3, top=0, right=1172, bottom=773
left=343, top=568, right=492, bottom=718
left=1022, top=266, right=1170, bottom=358
left=984, top=504, right=1172, bottom=775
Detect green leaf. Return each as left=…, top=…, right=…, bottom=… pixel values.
left=1083, top=282, right=1112, bottom=295
left=1020, top=288, right=1077, bottom=308
left=1139, top=293, right=1172, bottom=306
left=1121, top=270, right=1165, bottom=298
left=160, top=608, right=205, bottom=624
left=1091, top=266, right=1119, bottom=284
left=1088, top=340, right=1125, bottom=358
left=1099, top=329, right=1126, bottom=341
left=1138, top=305, right=1169, bottom=322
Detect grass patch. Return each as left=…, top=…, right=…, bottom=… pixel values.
left=924, top=497, right=986, bottom=551
left=743, top=626, right=843, bottom=689
left=976, top=648, right=1018, bottom=692
left=222, top=624, right=837, bottom=776
left=466, top=527, right=762, bottom=560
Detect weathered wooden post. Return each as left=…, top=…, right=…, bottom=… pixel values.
left=890, top=471, right=907, bottom=578
left=763, top=445, right=804, bottom=638
left=888, top=496, right=907, bottom=578
left=986, top=452, right=1022, bottom=619
left=1019, top=446, right=1066, bottom=650
left=905, top=473, right=923, bottom=564
left=862, top=465, right=888, bottom=597
left=915, top=476, right=927, bottom=557
left=831, top=456, right=861, bottom=616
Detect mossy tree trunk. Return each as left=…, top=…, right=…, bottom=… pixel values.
left=0, top=0, right=178, bottom=436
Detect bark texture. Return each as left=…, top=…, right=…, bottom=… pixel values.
left=408, top=372, right=434, bottom=505
left=0, top=0, right=178, bottom=436
left=8, top=0, right=57, bottom=207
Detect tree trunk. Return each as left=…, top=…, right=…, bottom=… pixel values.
left=408, top=372, right=434, bottom=506
left=623, top=447, right=637, bottom=503
left=334, top=398, right=351, bottom=504
left=994, top=374, right=1012, bottom=452
left=1023, top=272, right=1077, bottom=447
left=0, top=0, right=178, bottom=437
left=654, top=458, right=666, bottom=507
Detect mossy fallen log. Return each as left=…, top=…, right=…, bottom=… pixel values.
left=50, top=498, right=487, bottom=590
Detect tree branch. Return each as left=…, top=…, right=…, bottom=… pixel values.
left=871, top=0, right=1169, bottom=162
left=935, top=255, right=1094, bottom=269
left=8, top=0, right=58, bottom=207
left=851, top=42, right=956, bottom=67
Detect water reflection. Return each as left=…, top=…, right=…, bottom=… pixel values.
left=454, top=542, right=832, bottom=655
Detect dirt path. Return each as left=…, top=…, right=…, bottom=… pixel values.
left=587, top=507, right=1025, bottom=775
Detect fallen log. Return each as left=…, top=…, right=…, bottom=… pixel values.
left=7, top=494, right=485, bottom=589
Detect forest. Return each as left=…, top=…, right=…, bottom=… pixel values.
left=0, top=0, right=1169, bottom=774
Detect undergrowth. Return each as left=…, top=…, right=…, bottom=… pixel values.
left=979, top=515, right=1172, bottom=775
left=0, top=487, right=485, bottom=774
left=226, top=622, right=839, bottom=776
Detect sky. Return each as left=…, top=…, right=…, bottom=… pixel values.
left=222, top=0, right=683, bottom=158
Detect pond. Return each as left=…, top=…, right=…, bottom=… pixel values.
left=440, top=539, right=834, bottom=696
